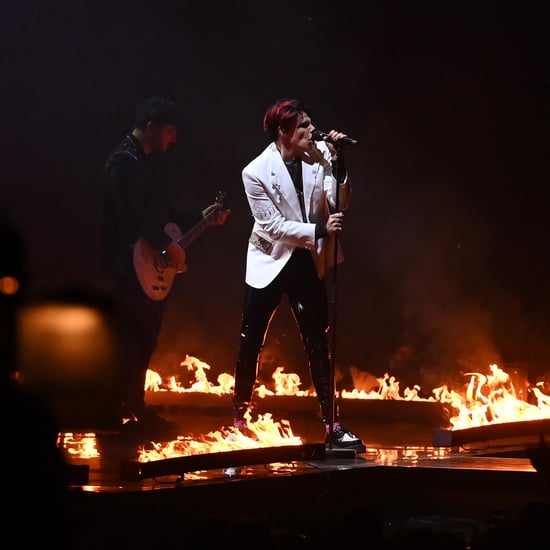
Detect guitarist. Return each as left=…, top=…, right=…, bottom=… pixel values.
left=101, top=97, right=229, bottom=437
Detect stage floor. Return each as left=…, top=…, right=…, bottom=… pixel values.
left=62, top=393, right=549, bottom=549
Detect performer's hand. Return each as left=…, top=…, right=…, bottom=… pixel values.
left=322, top=129, right=348, bottom=160
left=326, top=212, right=344, bottom=236
left=165, top=241, right=187, bottom=273
left=203, top=204, right=231, bottom=225
left=304, top=139, right=325, bottom=164
left=212, top=208, right=231, bottom=225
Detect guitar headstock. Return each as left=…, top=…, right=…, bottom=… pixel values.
left=214, top=190, right=228, bottom=205
left=202, top=191, right=229, bottom=221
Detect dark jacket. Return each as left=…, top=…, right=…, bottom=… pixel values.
left=101, top=134, right=201, bottom=278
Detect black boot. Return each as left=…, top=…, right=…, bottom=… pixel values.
left=325, top=422, right=366, bottom=453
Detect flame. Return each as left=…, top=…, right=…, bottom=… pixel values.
left=138, top=411, right=302, bottom=465
left=64, top=360, right=548, bottom=462
left=432, top=363, right=550, bottom=429
left=58, top=432, right=100, bottom=459
left=341, top=372, right=433, bottom=401
left=145, top=358, right=549, bottom=431
left=146, top=354, right=234, bottom=395
left=258, top=366, right=315, bottom=397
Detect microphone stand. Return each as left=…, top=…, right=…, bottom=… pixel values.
left=326, top=145, right=342, bottom=450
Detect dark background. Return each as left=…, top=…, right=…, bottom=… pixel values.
left=2, top=1, right=549, bottom=392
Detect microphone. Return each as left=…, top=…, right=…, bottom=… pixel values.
left=311, top=129, right=359, bottom=146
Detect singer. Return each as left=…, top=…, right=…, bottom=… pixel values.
left=231, top=97, right=365, bottom=451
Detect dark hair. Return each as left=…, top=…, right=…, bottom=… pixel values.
left=133, top=96, right=185, bottom=130
left=263, top=98, right=312, bottom=141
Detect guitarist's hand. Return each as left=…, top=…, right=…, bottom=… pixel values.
left=202, top=203, right=231, bottom=226
left=165, top=241, right=187, bottom=273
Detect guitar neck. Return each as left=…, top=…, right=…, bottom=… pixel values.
left=175, top=209, right=217, bottom=249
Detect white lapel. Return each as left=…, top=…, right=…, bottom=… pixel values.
left=302, top=160, right=321, bottom=219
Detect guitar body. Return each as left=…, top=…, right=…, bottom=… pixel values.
left=132, top=191, right=227, bottom=301
left=133, top=233, right=178, bottom=301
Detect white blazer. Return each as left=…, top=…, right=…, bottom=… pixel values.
left=242, top=141, right=351, bottom=288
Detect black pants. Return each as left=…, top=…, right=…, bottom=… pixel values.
left=233, top=249, right=338, bottom=424
left=114, top=275, right=166, bottom=417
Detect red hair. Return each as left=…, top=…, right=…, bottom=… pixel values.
left=263, top=98, right=311, bottom=141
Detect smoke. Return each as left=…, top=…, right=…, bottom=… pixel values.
left=360, top=173, right=511, bottom=393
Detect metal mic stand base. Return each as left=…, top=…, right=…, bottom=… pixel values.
left=324, top=446, right=358, bottom=459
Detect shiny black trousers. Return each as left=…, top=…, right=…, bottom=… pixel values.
left=233, top=249, right=338, bottom=424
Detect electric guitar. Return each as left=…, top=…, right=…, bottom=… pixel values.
left=133, top=191, right=227, bottom=301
